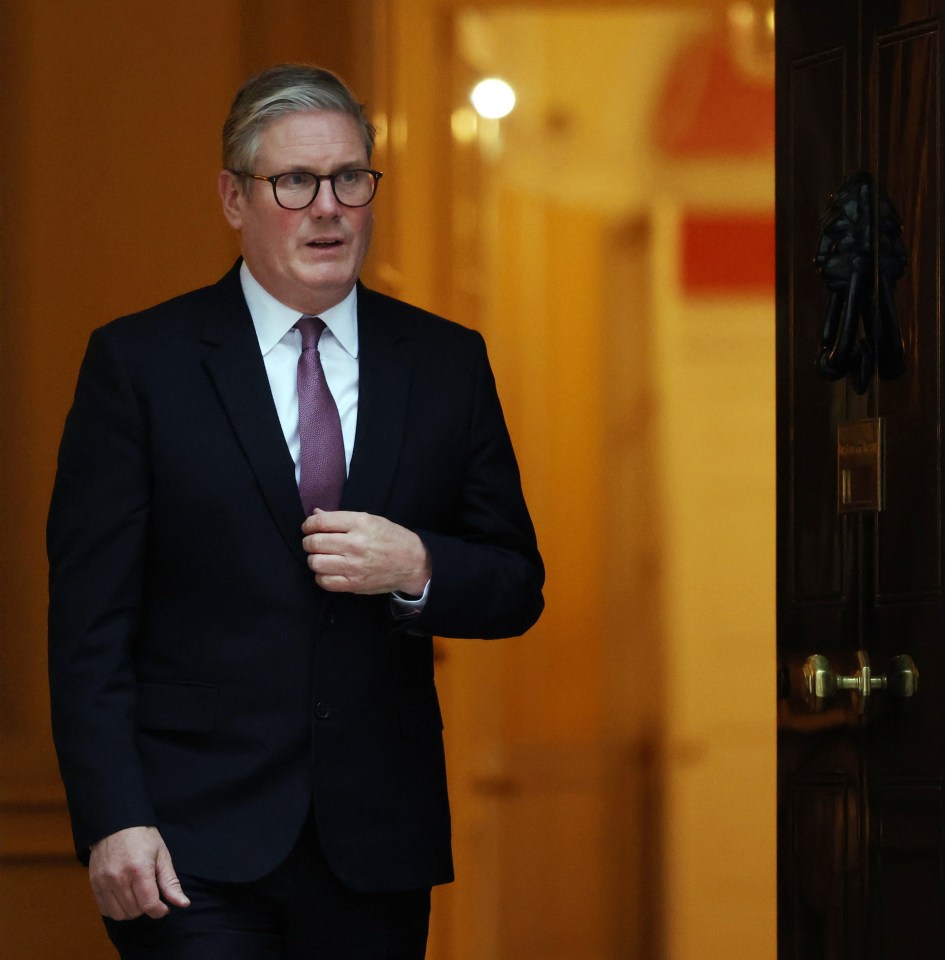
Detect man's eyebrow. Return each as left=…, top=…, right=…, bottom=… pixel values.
left=278, top=161, right=368, bottom=174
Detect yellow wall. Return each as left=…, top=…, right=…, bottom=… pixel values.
left=436, top=7, right=776, bottom=959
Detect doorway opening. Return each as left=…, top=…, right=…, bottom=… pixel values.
left=414, top=5, right=778, bottom=959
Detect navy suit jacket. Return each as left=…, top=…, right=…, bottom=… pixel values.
left=47, top=261, right=543, bottom=891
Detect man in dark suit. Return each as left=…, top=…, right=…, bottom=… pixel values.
left=47, top=64, right=543, bottom=959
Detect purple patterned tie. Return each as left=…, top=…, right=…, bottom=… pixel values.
left=295, top=316, right=345, bottom=514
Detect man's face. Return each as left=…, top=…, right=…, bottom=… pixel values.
left=219, top=110, right=375, bottom=314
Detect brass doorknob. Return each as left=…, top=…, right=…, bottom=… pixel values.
left=802, top=649, right=918, bottom=713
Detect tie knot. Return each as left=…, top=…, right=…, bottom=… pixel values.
left=296, top=315, right=326, bottom=351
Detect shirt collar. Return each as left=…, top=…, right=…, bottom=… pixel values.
left=239, top=261, right=359, bottom=359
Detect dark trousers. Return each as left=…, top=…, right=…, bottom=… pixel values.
left=102, top=817, right=431, bottom=960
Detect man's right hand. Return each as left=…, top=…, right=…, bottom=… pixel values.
left=89, top=825, right=191, bottom=920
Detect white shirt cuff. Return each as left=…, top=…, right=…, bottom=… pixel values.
left=390, top=579, right=431, bottom=618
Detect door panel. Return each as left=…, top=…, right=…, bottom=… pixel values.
left=787, top=771, right=861, bottom=960
left=872, top=20, right=945, bottom=960
left=875, top=24, right=942, bottom=598
left=778, top=3, right=945, bottom=959
left=787, top=46, right=851, bottom=604
left=874, top=780, right=945, bottom=955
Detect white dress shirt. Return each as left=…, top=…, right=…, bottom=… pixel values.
left=240, top=262, right=429, bottom=610
left=240, top=261, right=359, bottom=479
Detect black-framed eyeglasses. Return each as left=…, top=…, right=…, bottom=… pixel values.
left=233, top=169, right=383, bottom=209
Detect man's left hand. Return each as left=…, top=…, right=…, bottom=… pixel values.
left=301, top=510, right=431, bottom=596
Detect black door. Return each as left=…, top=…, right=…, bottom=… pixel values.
left=777, top=2, right=945, bottom=958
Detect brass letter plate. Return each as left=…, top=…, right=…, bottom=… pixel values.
left=837, top=418, right=885, bottom=513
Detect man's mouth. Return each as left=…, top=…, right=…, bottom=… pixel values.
left=307, top=239, right=343, bottom=248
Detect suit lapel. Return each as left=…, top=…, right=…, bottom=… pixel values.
left=199, top=272, right=412, bottom=558
left=200, top=264, right=308, bottom=565
left=342, top=286, right=413, bottom=515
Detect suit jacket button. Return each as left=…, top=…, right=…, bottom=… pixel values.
left=315, top=702, right=330, bottom=719
left=324, top=613, right=336, bottom=627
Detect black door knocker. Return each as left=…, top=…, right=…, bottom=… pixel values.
left=814, top=171, right=907, bottom=394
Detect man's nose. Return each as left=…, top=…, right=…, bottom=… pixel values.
left=309, top=180, right=342, bottom=217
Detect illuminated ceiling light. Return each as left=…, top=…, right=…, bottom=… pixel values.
left=470, top=78, right=516, bottom=119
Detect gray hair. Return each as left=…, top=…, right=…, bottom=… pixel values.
left=222, top=63, right=376, bottom=172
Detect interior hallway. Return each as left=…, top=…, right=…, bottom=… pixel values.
left=0, top=2, right=775, bottom=957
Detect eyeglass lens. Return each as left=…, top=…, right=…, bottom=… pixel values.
left=275, top=171, right=376, bottom=208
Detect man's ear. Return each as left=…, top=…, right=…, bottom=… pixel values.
left=218, top=170, right=245, bottom=230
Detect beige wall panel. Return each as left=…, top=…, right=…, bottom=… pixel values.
left=0, top=863, right=113, bottom=959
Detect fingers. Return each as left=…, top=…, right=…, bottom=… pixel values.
left=130, top=871, right=171, bottom=920
left=92, top=859, right=167, bottom=920
left=301, top=512, right=373, bottom=569
left=95, top=888, right=130, bottom=922
left=301, top=508, right=355, bottom=535
left=89, top=825, right=188, bottom=921
left=308, top=550, right=378, bottom=594
left=300, top=511, right=431, bottom=595
left=303, top=532, right=351, bottom=557
left=155, top=844, right=191, bottom=909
